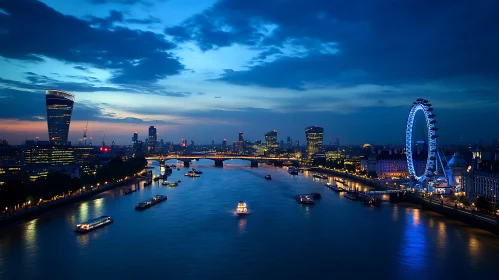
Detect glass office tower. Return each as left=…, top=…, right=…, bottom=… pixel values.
left=46, top=90, right=75, bottom=146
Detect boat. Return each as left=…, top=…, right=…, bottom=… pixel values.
left=123, top=188, right=136, bottom=195
left=313, top=173, right=328, bottom=179
left=75, top=216, right=113, bottom=233
left=326, top=182, right=344, bottom=192
left=168, top=182, right=178, bottom=187
left=162, top=181, right=170, bottom=186
left=288, top=168, right=299, bottom=175
left=334, top=178, right=346, bottom=184
left=264, top=175, right=272, bottom=180
left=135, top=195, right=167, bottom=210
left=236, top=201, right=249, bottom=216
left=184, top=170, right=201, bottom=178
left=296, top=194, right=315, bottom=204
left=164, top=166, right=173, bottom=177
left=177, top=168, right=180, bottom=171
left=358, top=193, right=375, bottom=205
left=344, top=193, right=357, bottom=200
left=192, top=168, right=203, bottom=174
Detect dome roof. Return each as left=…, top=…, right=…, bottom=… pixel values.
left=448, top=154, right=467, bottom=167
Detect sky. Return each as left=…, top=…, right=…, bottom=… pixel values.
left=1, top=0, right=498, bottom=146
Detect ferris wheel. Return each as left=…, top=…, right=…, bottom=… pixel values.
left=405, top=99, right=438, bottom=182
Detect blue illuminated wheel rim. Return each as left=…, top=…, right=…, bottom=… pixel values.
left=406, top=99, right=437, bottom=182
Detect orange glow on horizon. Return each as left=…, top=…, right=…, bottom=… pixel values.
left=0, top=119, right=178, bottom=144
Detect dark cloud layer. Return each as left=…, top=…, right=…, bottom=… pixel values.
left=0, top=0, right=183, bottom=86
left=168, top=0, right=499, bottom=89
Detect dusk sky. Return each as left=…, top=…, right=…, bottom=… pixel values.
left=1, top=0, right=498, bottom=146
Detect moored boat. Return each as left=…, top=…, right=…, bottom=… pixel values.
left=288, top=168, right=299, bottom=175
left=135, top=195, right=167, bottom=210
left=313, top=173, right=328, bottom=179
left=344, top=193, right=357, bottom=200
left=75, top=216, right=113, bottom=233
left=264, top=175, right=272, bottom=180
left=123, top=188, right=136, bottom=195
left=236, top=201, right=249, bottom=216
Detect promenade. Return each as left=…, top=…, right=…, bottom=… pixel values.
left=0, top=175, right=141, bottom=227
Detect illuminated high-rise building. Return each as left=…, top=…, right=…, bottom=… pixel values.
left=305, top=126, right=324, bottom=158
left=132, top=132, right=138, bottom=146
left=148, top=126, right=157, bottom=153
left=46, top=90, right=74, bottom=146
left=239, top=132, right=244, bottom=142
left=265, top=130, right=278, bottom=149
left=222, top=139, right=227, bottom=150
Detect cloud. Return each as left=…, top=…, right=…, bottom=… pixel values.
left=0, top=0, right=184, bottom=86
left=0, top=73, right=118, bottom=92
left=88, top=0, right=148, bottom=5
left=73, top=65, right=89, bottom=71
left=167, top=0, right=499, bottom=89
left=126, top=16, right=161, bottom=25
left=86, top=10, right=123, bottom=29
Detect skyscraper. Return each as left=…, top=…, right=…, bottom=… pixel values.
left=148, top=126, right=157, bottom=153
left=222, top=138, right=227, bottom=150
left=132, top=132, right=138, bottom=147
left=305, top=126, right=324, bottom=158
left=265, top=130, right=278, bottom=149
left=239, top=132, right=244, bottom=142
left=46, top=90, right=74, bottom=146
left=287, top=136, right=293, bottom=149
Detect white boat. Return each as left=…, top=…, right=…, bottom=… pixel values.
left=236, top=201, right=249, bottom=216
left=75, top=216, right=113, bottom=233
left=162, top=181, right=170, bottom=185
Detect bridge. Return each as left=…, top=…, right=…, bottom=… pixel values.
left=145, top=155, right=299, bottom=168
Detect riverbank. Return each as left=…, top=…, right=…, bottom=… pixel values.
left=0, top=176, right=140, bottom=228
left=310, top=166, right=499, bottom=234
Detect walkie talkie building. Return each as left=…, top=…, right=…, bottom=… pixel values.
left=46, top=90, right=75, bottom=146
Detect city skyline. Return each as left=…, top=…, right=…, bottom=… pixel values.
left=1, top=0, right=499, bottom=145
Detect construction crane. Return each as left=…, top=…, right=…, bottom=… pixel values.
left=83, top=121, right=88, bottom=146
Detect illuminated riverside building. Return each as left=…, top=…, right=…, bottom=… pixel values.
left=305, top=126, right=324, bottom=158
left=46, top=90, right=74, bottom=146
left=464, top=151, right=499, bottom=204
left=265, top=130, right=278, bottom=149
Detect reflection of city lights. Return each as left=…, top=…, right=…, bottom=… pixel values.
left=24, top=219, right=38, bottom=250
left=468, top=236, right=480, bottom=263
left=79, top=202, right=89, bottom=222
left=413, top=209, right=421, bottom=226
left=238, top=218, right=247, bottom=233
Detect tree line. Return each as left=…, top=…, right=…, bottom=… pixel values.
left=0, top=156, right=147, bottom=210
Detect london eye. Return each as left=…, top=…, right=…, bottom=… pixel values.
left=405, top=99, right=439, bottom=183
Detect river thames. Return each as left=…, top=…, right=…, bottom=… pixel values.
left=1, top=159, right=499, bottom=279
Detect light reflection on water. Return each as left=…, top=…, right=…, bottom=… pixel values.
left=399, top=208, right=428, bottom=272
left=2, top=159, right=499, bottom=279
left=238, top=218, right=247, bottom=234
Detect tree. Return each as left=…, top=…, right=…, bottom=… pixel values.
left=474, top=196, right=492, bottom=212
left=368, top=171, right=378, bottom=179
left=459, top=196, right=471, bottom=206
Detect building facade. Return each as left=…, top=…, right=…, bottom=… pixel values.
left=464, top=153, right=499, bottom=205
left=46, top=90, right=74, bottom=146
left=305, top=126, right=324, bottom=158
left=265, top=130, right=278, bottom=149
left=148, top=126, right=157, bottom=153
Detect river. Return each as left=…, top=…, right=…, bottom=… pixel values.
left=1, top=159, right=498, bottom=280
